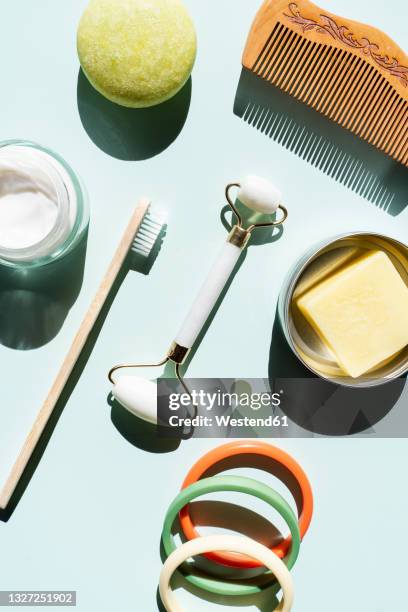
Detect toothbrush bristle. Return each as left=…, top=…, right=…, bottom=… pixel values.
left=132, top=209, right=166, bottom=258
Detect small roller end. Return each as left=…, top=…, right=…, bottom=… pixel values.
left=238, top=175, right=282, bottom=215
left=112, top=376, right=157, bottom=425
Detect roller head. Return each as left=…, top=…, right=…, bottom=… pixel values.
left=238, top=175, right=282, bottom=215
left=112, top=376, right=157, bottom=424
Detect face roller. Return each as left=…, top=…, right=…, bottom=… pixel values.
left=109, top=176, right=287, bottom=424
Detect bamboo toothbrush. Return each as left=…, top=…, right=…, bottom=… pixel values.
left=0, top=199, right=165, bottom=510
left=242, top=0, right=408, bottom=166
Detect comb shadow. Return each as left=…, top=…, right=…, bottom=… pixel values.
left=234, top=68, right=408, bottom=216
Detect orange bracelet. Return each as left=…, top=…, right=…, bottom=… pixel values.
left=179, top=441, right=313, bottom=569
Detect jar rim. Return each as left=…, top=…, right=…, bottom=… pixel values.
left=0, top=140, right=89, bottom=269
left=0, top=144, right=71, bottom=261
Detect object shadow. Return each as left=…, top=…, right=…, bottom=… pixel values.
left=234, top=68, right=408, bottom=215
left=268, top=309, right=406, bottom=436
left=157, top=586, right=280, bottom=612
left=0, top=238, right=165, bottom=521
left=0, top=233, right=88, bottom=350
left=157, top=500, right=284, bottom=611
left=198, top=454, right=303, bottom=519
left=109, top=393, right=180, bottom=454
left=77, top=69, right=192, bottom=161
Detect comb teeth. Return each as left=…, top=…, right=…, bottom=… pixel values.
left=241, top=111, right=393, bottom=210
left=250, top=22, right=408, bottom=167
left=235, top=66, right=408, bottom=214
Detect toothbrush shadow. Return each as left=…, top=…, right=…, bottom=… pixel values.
left=234, top=68, right=408, bottom=215
left=0, top=237, right=166, bottom=521
left=77, top=69, right=192, bottom=161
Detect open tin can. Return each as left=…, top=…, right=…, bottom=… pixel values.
left=278, top=232, right=408, bottom=388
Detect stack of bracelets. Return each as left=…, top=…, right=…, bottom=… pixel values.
left=158, top=441, right=314, bottom=611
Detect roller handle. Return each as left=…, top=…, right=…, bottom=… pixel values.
left=175, top=241, right=242, bottom=349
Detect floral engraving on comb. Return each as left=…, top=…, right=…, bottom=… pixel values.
left=284, top=2, right=408, bottom=87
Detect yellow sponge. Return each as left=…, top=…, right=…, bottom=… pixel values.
left=77, top=0, right=197, bottom=108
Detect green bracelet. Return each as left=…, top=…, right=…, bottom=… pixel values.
left=161, top=474, right=301, bottom=597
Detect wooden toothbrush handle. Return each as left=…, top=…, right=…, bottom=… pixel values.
left=0, top=198, right=151, bottom=510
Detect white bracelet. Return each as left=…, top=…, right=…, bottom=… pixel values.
left=159, top=535, right=294, bottom=612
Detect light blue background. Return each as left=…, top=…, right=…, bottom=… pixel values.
left=0, top=0, right=407, bottom=610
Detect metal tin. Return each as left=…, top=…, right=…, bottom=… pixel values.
left=278, top=232, right=408, bottom=388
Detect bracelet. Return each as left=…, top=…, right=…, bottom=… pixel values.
left=179, top=441, right=313, bottom=568
left=159, top=534, right=294, bottom=612
left=161, top=474, right=300, bottom=597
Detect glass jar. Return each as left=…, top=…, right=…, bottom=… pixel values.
left=0, top=140, right=89, bottom=268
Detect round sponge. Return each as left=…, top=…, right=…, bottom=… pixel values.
left=77, top=0, right=197, bottom=108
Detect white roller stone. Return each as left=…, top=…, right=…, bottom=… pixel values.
left=112, top=376, right=157, bottom=424
left=238, top=175, right=282, bottom=214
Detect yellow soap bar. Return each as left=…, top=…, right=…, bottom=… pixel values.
left=297, top=250, right=408, bottom=378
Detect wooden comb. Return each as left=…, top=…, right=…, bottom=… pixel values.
left=243, top=1, right=408, bottom=167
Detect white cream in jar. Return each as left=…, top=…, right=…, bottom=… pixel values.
left=0, top=142, right=88, bottom=267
